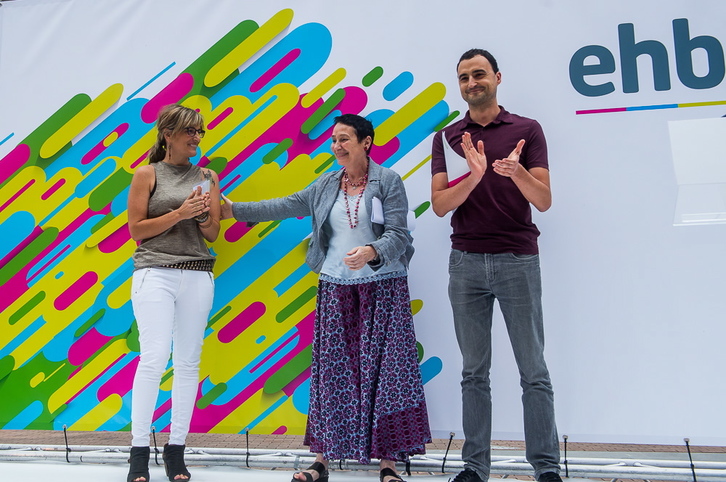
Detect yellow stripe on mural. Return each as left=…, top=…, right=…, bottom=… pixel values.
left=107, top=277, right=132, bottom=310
left=402, top=155, right=431, bottom=181
left=374, top=82, right=447, bottom=145
left=39, top=83, right=125, bottom=159
left=301, top=68, right=347, bottom=108
left=204, top=9, right=294, bottom=88
left=212, top=83, right=300, bottom=159
left=119, top=129, right=156, bottom=172
left=207, top=387, right=284, bottom=433
left=85, top=210, right=130, bottom=248
left=0, top=166, right=50, bottom=225
left=69, top=394, right=123, bottom=431
left=48, top=339, right=128, bottom=412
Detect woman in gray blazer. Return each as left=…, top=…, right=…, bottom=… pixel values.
left=221, top=114, right=430, bottom=482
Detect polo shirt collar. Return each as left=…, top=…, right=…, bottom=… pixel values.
left=463, top=106, right=513, bottom=127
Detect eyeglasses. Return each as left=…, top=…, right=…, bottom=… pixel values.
left=183, top=127, right=205, bottom=138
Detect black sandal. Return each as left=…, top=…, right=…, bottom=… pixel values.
left=127, top=446, right=150, bottom=482
left=380, top=467, right=406, bottom=482
left=291, top=461, right=329, bottom=482
left=163, top=443, right=191, bottom=481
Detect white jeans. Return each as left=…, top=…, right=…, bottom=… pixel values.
left=130, top=268, right=214, bottom=447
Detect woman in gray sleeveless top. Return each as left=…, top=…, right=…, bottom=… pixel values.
left=126, top=104, right=220, bottom=482
left=221, top=114, right=430, bottom=482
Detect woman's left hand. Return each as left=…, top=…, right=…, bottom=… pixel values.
left=344, top=246, right=377, bottom=270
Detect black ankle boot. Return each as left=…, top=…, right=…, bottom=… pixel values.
left=127, top=446, right=150, bottom=482
left=162, top=443, right=191, bottom=481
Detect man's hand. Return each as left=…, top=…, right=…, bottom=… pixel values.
left=492, top=139, right=525, bottom=178
left=461, top=132, right=487, bottom=182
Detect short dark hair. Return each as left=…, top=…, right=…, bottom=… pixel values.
left=457, top=48, right=499, bottom=73
left=333, top=114, right=375, bottom=154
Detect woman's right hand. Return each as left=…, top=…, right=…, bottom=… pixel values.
left=177, top=187, right=208, bottom=219
left=220, top=193, right=235, bottom=220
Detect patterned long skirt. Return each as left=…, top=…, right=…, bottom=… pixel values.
left=303, top=273, right=431, bottom=463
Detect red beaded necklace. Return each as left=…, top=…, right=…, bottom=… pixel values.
left=342, top=169, right=368, bottom=229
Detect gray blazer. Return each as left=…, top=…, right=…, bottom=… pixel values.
left=231, top=160, right=414, bottom=274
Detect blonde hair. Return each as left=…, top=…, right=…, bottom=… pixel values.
left=147, top=104, right=205, bottom=163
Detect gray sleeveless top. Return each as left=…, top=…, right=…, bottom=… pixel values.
left=132, top=161, right=215, bottom=270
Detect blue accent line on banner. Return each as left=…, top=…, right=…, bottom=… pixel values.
left=126, top=62, right=178, bottom=100
left=0, top=133, right=14, bottom=146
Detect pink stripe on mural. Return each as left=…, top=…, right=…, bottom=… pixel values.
left=0, top=179, right=35, bottom=213
left=250, top=49, right=301, bottom=93
left=65, top=353, right=125, bottom=405
left=0, top=224, right=42, bottom=272
left=97, top=356, right=139, bottom=400
left=0, top=143, right=31, bottom=185
left=153, top=398, right=172, bottom=424
left=54, top=271, right=99, bottom=311
left=68, top=327, right=113, bottom=366
left=272, top=425, right=288, bottom=435
left=197, top=155, right=210, bottom=168
left=369, top=136, right=401, bottom=166
left=223, top=220, right=253, bottom=243
left=281, top=366, right=311, bottom=397
left=190, top=312, right=315, bottom=432
left=447, top=172, right=471, bottom=188
left=217, top=301, right=266, bottom=343
left=131, top=151, right=149, bottom=169
left=98, top=224, right=131, bottom=254
left=81, top=123, right=130, bottom=165
left=0, top=207, right=108, bottom=312
left=250, top=332, right=297, bottom=374
left=207, top=106, right=234, bottom=130
left=27, top=244, right=71, bottom=284
left=41, top=178, right=66, bottom=200
left=221, top=86, right=368, bottom=178
left=140, top=73, right=195, bottom=123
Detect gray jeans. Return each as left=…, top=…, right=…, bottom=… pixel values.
left=448, top=250, right=560, bottom=480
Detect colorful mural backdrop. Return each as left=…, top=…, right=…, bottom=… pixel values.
left=0, top=8, right=448, bottom=434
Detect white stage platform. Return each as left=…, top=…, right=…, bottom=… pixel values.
left=0, top=460, right=600, bottom=482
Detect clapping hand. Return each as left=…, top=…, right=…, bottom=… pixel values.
left=492, top=139, right=525, bottom=178
left=461, top=132, right=487, bottom=182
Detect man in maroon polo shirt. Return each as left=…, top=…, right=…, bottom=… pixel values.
left=431, top=49, right=562, bottom=482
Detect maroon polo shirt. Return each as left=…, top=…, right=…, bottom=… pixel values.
left=431, top=107, right=549, bottom=254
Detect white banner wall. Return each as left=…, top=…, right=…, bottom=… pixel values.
left=0, top=0, right=724, bottom=446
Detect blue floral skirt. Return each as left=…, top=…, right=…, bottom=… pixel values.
left=303, top=274, right=431, bottom=463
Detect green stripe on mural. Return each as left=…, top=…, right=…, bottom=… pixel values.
left=183, top=20, right=259, bottom=98
left=90, top=213, right=116, bottom=235
left=262, top=138, right=293, bottom=164
left=0, top=227, right=59, bottom=286
left=9, top=291, right=46, bottom=326
left=275, top=286, right=317, bottom=323
left=196, top=382, right=228, bottom=409
left=73, top=309, right=106, bottom=338
left=315, top=154, right=335, bottom=174
left=258, top=220, right=281, bottom=237
left=300, top=88, right=346, bottom=135
left=362, top=66, right=384, bottom=87
left=88, top=169, right=133, bottom=212
left=208, top=305, right=233, bottom=329
left=414, top=201, right=430, bottom=218
left=434, top=110, right=461, bottom=132
left=263, top=345, right=312, bottom=394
